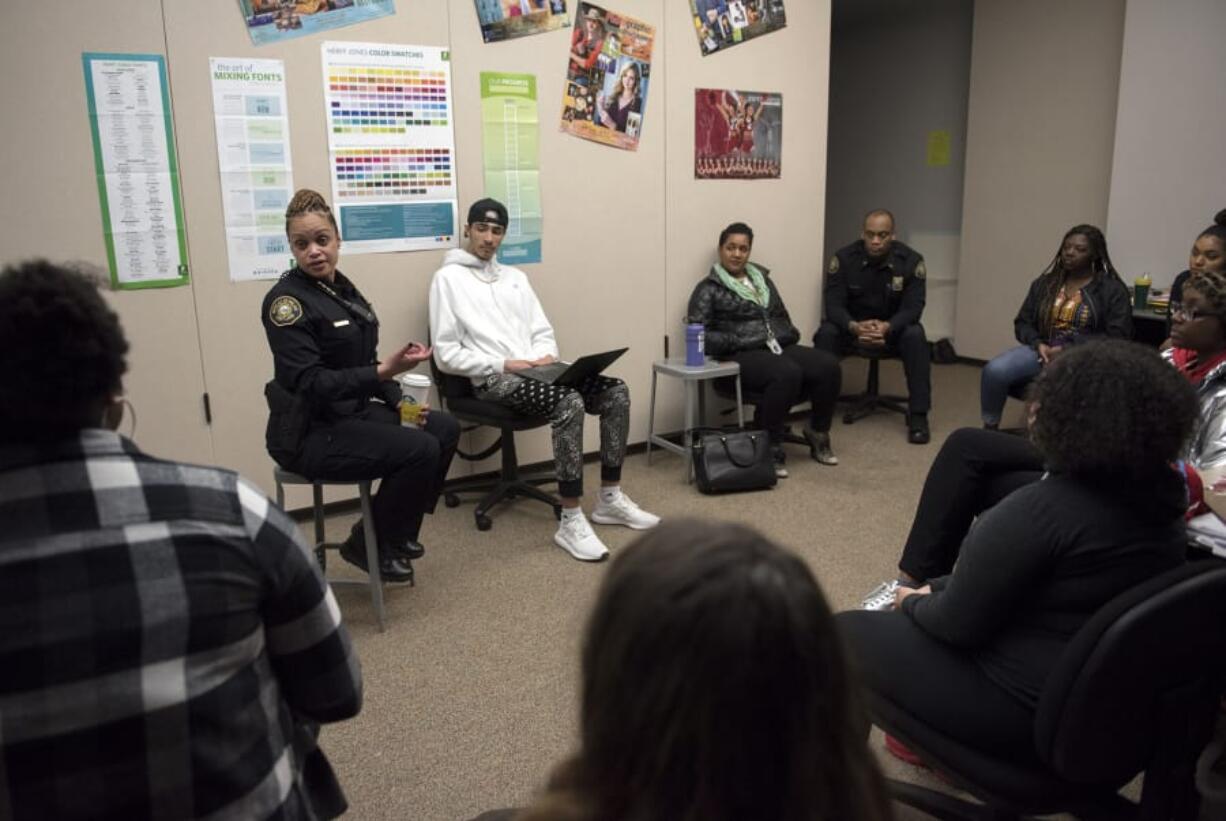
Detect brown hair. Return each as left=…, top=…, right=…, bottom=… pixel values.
left=1186, top=269, right=1226, bottom=322
left=517, top=519, right=891, bottom=821
left=284, top=188, right=337, bottom=235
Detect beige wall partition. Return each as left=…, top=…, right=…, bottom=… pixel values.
left=2, top=2, right=832, bottom=502
left=0, top=1, right=214, bottom=466
left=953, top=0, right=1125, bottom=360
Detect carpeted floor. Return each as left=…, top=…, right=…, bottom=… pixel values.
left=313, top=361, right=1028, bottom=820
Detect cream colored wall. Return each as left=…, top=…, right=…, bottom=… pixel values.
left=1, top=2, right=830, bottom=500
left=0, top=1, right=214, bottom=465
left=953, top=0, right=1125, bottom=360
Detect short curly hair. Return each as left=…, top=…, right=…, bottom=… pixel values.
left=1029, top=340, right=1199, bottom=479
left=0, top=260, right=128, bottom=441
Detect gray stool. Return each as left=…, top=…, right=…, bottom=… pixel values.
left=646, top=358, right=744, bottom=481
left=273, top=468, right=388, bottom=632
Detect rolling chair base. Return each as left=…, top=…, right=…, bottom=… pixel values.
left=445, top=473, right=561, bottom=531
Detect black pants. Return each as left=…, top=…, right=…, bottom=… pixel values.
left=900, top=427, right=1043, bottom=581
left=729, top=344, right=841, bottom=440
left=837, top=610, right=1036, bottom=756
left=813, top=321, right=932, bottom=414
left=292, top=402, right=460, bottom=550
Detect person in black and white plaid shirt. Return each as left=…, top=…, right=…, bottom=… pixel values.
left=0, top=261, right=362, bottom=820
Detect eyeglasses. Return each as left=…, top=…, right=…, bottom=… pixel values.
left=1171, top=304, right=1212, bottom=322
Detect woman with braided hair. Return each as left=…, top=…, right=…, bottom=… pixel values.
left=1166, top=267, right=1226, bottom=471
left=979, top=224, right=1133, bottom=429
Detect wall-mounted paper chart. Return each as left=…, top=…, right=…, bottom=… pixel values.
left=481, top=72, right=543, bottom=265
left=321, top=41, right=458, bottom=254
left=210, top=57, right=295, bottom=282
left=82, top=53, right=188, bottom=289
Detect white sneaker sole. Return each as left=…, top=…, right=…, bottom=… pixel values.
left=553, top=533, right=609, bottom=562
left=589, top=511, right=660, bottom=530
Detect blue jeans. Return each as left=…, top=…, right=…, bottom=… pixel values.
left=980, top=345, right=1043, bottom=426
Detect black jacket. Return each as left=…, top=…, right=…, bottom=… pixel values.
left=823, top=240, right=926, bottom=332
left=686, top=265, right=800, bottom=358
left=1013, top=272, right=1133, bottom=348
left=903, top=468, right=1186, bottom=709
left=261, top=267, right=400, bottom=423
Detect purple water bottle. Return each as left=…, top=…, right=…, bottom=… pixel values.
left=685, top=323, right=705, bottom=366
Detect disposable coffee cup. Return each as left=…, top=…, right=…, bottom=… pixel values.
left=397, top=373, right=432, bottom=427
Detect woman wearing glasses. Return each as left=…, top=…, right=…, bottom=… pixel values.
left=979, top=225, right=1132, bottom=430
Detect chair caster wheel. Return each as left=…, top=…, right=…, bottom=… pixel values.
left=553, top=505, right=562, bottom=521
left=444, top=493, right=460, bottom=508
left=314, top=545, right=327, bottom=573
left=476, top=514, right=492, bottom=531
left=842, top=414, right=855, bottom=425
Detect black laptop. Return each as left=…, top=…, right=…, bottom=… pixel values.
left=520, top=348, right=628, bottom=386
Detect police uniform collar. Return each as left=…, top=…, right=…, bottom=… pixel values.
left=856, top=240, right=897, bottom=270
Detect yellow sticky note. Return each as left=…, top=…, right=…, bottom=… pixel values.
left=927, top=130, right=951, bottom=167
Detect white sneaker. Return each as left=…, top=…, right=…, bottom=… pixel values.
left=554, top=512, right=610, bottom=561
left=861, top=580, right=901, bottom=611
left=591, top=491, right=661, bottom=530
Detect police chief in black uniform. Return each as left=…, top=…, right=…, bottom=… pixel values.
left=262, top=189, right=459, bottom=582
left=814, top=209, right=932, bottom=444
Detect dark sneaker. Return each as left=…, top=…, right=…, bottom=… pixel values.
left=802, top=426, right=839, bottom=466
left=339, top=535, right=414, bottom=583
left=772, top=446, right=789, bottom=479
left=348, top=520, right=424, bottom=561
left=908, top=414, right=931, bottom=445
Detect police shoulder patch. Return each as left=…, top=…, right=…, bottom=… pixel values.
left=269, top=295, right=304, bottom=327
left=914, top=260, right=927, bottom=279
left=827, top=255, right=840, bottom=274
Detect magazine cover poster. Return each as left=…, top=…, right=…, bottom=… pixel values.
left=239, top=0, right=396, bottom=47
left=695, top=88, right=782, bottom=179
left=688, top=0, right=786, bottom=56
left=560, top=2, right=654, bottom=151
left=474, top=0, right=570, bottom=44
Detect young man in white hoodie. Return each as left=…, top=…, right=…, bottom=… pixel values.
left=430, top=198, right=659, bottom=561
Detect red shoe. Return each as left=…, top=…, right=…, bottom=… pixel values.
left=884, top=734, right=927, bottom=767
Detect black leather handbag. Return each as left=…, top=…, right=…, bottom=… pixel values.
left=690, top=427, right=777, bottom=494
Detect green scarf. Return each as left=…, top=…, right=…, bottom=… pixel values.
left=714, top=262, right=770, bottom=308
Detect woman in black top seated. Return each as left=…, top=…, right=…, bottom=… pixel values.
left=687, top=222, right=842, bottom=476
left=1166, top=209, right=1226, bottom=335
left=979, top=224, right=1131, bottom=429
left=839, top=340, right=1198, bottom=757
left=261, top=189, right=459, bottom=582
left=513, top=519, right=891, bottom=821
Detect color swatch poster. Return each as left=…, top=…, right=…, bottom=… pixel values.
left=239, top=0, right=396, bottom=47
left=481, top=72, right=542, bottom=265
left=688, top=0, right=786, bottom=56
left=82, top=53, right=189, bottom=289
left=694, top=88, right=782, bottom=179
left=321, top=42, right=458, bottom=254
left=209, top=58, right=295, bottom=282
left=474, top=0, right=570, bottom=44
left=560, top=3, right=654, bottom=152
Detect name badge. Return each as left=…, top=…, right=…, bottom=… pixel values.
left=332, top=319, right=351, bottom=327
left=891, top=276, right=904, bottom=292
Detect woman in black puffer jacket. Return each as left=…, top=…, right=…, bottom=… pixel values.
left=687, top=222, right=842, bottom=474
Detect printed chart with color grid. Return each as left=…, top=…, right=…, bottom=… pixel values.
left=328, top=67, right=450, bottom=133
left=334, top=148, right=452, bottom=199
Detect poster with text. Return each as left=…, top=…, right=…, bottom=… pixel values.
left=560, top=2, right=653, bottom=152
left=239, top=0, right=396, bottom=47
left=474, top=0, right=570, bottom=44
left=688, top=0, right=786, bottom=56
left=321, top=41, right=458, bottom=254
left=82, top=53, right=189, bottom=289
left=481, top=72, right=543, bottom=264
left=695, top=88, right=781, bottom=180
left=210, top=58, right=295, bottom=282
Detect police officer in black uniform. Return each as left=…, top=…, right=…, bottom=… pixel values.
left=262, top=189, right=459, bottom=582
left=814, top=209, right=932, bottom=444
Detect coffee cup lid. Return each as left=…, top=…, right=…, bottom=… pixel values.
left=398, top=373, right=432, bottom=387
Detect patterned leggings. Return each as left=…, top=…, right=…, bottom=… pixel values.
left=476, top=373, right=629, bottom=498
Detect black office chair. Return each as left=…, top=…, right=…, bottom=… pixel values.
left=431, top=360, right=561, bottom=531
left=839, top=346, right=909, bottom=424
left=870, top=561, right=1226, bottom=821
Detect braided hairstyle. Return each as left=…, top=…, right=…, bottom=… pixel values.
left=1034, top=224, right=1123, bottom=340
left=1186, top=268, right=1226, bottom=323
left=284, top=188, right=337, bottom=235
